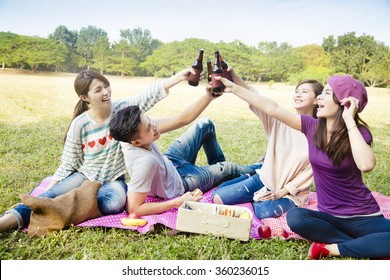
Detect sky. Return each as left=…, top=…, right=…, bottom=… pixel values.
left=0, top=0, right=389, bottom=47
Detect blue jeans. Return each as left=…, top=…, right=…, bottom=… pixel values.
left=286, top=207, right=390, bottom=259
left=8, top=172, right=127, bottom=228
left=212, top=173, right=297, bottom=219
left=164, top=118, right=260, bottom=194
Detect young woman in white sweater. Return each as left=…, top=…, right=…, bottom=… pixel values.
left=212, top=69, right=323, bottom=219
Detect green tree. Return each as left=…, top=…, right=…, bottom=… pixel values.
left=360, top=42, right=390, bottom=87
left=119, top=27, right=162, bottom=75
left=288, top=66, right=332, bottom=85
left=293, top=44, right=330, bottom=68
left=109, top=39, right=137, bottom=77
left=255, top=42, right=304, bottom=82
left=92, top=37, right=111, bottom=74
left=288, top=44, right=332, bottom=84
left=322, top=35, right=337, bottom=53
left=322, top=32, right=390, bottom=86
left=141, top=41, right=187, bottom=77
left=335, top=32, right=368, bottom=74
left=0, top=32, right=20, bottom=70
left=2, top=28, right=388, bottom=85
left=219, top=40, right=255, bottom=81
left=44, top=40, right=68, bottom=72
left=49, top=25, right=79, bottom=72
left=12, top=36, right=44, bottom=71
left=11, top=36, right=28, bottom=69
left=77, top=26, right=108, bottom=70
left=10, top=35, right=67, bottom=72
left=141, top=38, right=213, bottom=77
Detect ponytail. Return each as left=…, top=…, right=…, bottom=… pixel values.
left=72, top=99, right=90, bottom=120
left=63, top=99, right=90, bottom=143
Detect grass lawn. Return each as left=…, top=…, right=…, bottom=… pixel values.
left=0, top=70, right=389, bottom=260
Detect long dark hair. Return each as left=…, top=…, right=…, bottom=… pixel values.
left=313, top=94, right=372, bottom=165
left=64, top=70, right=110, bottom=142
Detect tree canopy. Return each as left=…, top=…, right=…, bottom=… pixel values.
left=0, top=27, right=389, bottom=87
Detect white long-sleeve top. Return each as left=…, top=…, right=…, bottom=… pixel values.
left=250, top=92, right=313, bottom=206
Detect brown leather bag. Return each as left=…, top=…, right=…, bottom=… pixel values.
left=20, top=180, right=102, bottom=236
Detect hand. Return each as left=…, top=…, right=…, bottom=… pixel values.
left=253, top=188, right=271, bottom=201
left=341, top=97, right=359, bottom=122
left=258, top=191, right=277, bottom=202
left=254, top=188, right=283, bottom=202
left=227, top=67, right=238, bottom=81
left=213, top=75, right=236, bottom=93
left=206, top=84, right=223, bottom=98
left=164, top=68, right=197, bottom=90
left=178, top=191, right=203, bottom=205
left=177, top=68, right=195, bottom=81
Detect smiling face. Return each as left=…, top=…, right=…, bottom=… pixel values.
left=82, top=78, right=112, bottom=111
left=292, top=83, right=318, bottom=115
left=131, top=114, right=160, bottom=150
left=316, top=84, right=340, bottom=119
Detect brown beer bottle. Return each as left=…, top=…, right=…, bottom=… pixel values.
left=218, top=52, right=233, bottom=81
left=211, top=51, right=224, bottom=95
left=188, top=48, right=204, bottom=86
left=206, top=59, right=212, bottom=82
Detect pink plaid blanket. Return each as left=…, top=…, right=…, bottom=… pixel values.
left=31, top=177, right=390, bottom=240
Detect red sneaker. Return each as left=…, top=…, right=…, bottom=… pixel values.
left=308, top=242, right=330, bottom=259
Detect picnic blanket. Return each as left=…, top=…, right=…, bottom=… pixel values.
left=30, top=177, right=390, bottom=240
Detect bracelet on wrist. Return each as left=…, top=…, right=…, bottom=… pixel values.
left=348, top=125, right=357, bottom=132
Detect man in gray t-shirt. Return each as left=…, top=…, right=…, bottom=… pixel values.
left=110, top=88, right=260, bottom=217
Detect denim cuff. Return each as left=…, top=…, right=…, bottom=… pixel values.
left=5, top=209, right=24, bottom=228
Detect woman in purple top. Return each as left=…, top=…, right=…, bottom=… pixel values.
left=216, top=74, right=390, bottom=259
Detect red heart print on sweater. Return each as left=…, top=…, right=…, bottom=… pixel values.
left=98, top=137, right=106, bottom=145
left=88, top=141, right=95, bottom=148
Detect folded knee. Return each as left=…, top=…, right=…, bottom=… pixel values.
left=97, top=192, right=126, bottom=215
left=286, top=208, right=304, bottom=230
left=196, top=118, right=215, bottom=133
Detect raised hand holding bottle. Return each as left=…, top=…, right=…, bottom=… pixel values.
left=211, top=51, right=224, bottom=96
left=188, top=48, right=204, bottom=86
